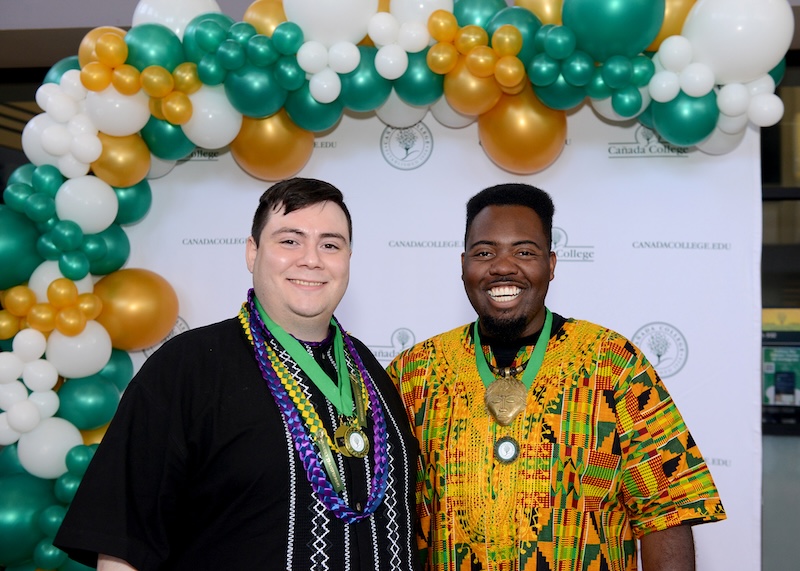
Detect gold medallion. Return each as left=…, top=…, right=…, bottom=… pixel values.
left=484, top=376, right=527, bottom=426
left=334, top=424, right=370, bottom=458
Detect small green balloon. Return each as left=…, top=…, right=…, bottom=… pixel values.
left=527, top=53, right=560, bottom=87
left=37, top=233, right=61, bottom=261
left=196, top=19, right=230, bottom=53
left=271, top=21, right=304, bottom=55
left=274, top=55, right=306, bottom=91
left=284, top=83, right=344, bottom=132
left=339, top=46, right=393, bottom=113
left=543, top=26, right=576, bottom=61
left=651, top=90, right=719, bottom=147
left=81, top=234, right=109, bottom=262
left=247, top=35, right=279, bottom=67
left=637, top=102, right=654, bottom=129
left=34, top=538, right=68, bottom=570
left=229, top=21, right=257, bottom=46
left=36, top=217, right=58, bottom=234
left=631, top=54, right=655, bottom=87
left=585, top=67, right=612, bottom=99
left=88, top=224, right=130, bottom=276
left=57, top=376, right=121, bottom=431
left=125, top=23, right=185, bottom=72
left=100, top=349, right=135, bottom=392
left=224, top=63, right=288, bottom=118
left=141, top=117, right=196, bottom=161
left=54, top=472, right=82, bottom=504
left=454, top=0, right=508, bottom=28
left=44, top=56, right=81, bottom=84
left=65, top=445, right=95, bottom=477
left=768, top=58, right=786, bottom=86
left=611, top=85, right=643, bottom=118
left=3, top=182, right=34, bottom=213
left=51, top=220, right=83, bottom=252
left=534, top=76, right=586, bottom=110
left=395, top=49, right=443, bottom=107
left=38, top=505, right=67, bottom=537
left=197, top=53, right=227, bottom=85
left=562, top=50, right=594, bottom=87
left=59, top=251, right=90, bottom=281
left=217, top=39, right=247, bottom=71
left=0, top=206, right=44, bottom=290
left=113, top=180, right=153, bottom=225
left=7, top=163, right=36, bottom=186
left=183, top=13, right=236, bottom=63
left=24, top=193, right=56, bottom=223
left=601, top=55, right=633, bottom=90
left=31, top=165, right=64, bottom=197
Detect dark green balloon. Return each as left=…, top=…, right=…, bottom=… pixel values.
left=54, top=473, right=81, bottom=504
left=113, top=180, right=152, bottom=225
left=141, top=116, right=195, bottom=160
left=562, top=50, right=594, bottom=87
left=274, top=55, right=306, bottom=91
left=395, top=49, right=443, bottom=107
left=637, top=102, right=654, bottom=129
left=24, top=193, right=56, bottom=223
left=631, top=54, right=655, bottom=87
left=33, top=538, right=67, bottom=570
left=228, top=22, right=257, bottom=46
left=769, top=58, right=786, bottom=87
left=88, top=224, right=130, bottom=276
left=100, top=349, right=135, bottom=392
left=183, top=13, right=236, bottom=63
left=527, top=53, right=560, bottom=87
left=36, top=233, right=61, bottom=261
left=453, top=0, right=508, bottom=28
left=486, top=6, right=542, bottom=65
left=224, top=63, right=288, bottom=118
left=0, top=473, right=56, bottom=567
left=59, top=251, right=90, bottom=281
left=65, top=445, right=95, bottom=477
left=197, top=53, right=227, bottom=85
left=271, top=22, right=304, bottom=55
left=38, top=505, right=67, bottom=537
left=31, top=165, right=64, bottom=197
left=56, top=376, right=121, bottom=431
left=543, top=26, right=576, bottom=61
left=81, top=234, right=108, bottom=262
left=247, top=35, right=279, bottom=67
left=285, top=83, right=344, bottom=132
left=3, top=183, right=34, bottom=213
left=585, top=67, right=612, bottom=99
left=0, top=444, right=24, bottom=477
left=125, top=23, right=185, bottom=72
left=43, top=56, right=80, bottom=85
left=217, top=39, right=247, bottom=71
left=534, top=76, right=586, bottom=111
left=601, top=55, right=633, bottom=90
left=0, top=206, right=43, bottom=290
left=611, top=85, right=643, bottom=118
left=339, top=46, right=392, bottom=113
left=51, top=220, right=83, bottom=252
left=651, top=90, right=719, bottom=147
left=7, top=163, right=36, bottom=186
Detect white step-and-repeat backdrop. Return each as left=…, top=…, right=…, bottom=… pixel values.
left=129, top=106, right=761, bottom=570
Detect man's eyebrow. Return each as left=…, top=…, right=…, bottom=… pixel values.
left=271, top=227, right=348, bottom=242
left=467, top=239, right=542, bottom=248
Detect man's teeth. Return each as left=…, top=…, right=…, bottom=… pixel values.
left=488, top=286, right=520, bottom=300
left=292, top=279, right=324, bottom=286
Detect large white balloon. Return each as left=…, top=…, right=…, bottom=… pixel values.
left=376, top=89, right=429, bottom=128
left=284, top=0, right=378, bottom=47
left=28, top=390, right=60, bottom=420
left=55, top=175, right=119, bottom=234
left=132, top=0, right=222, bottom=39
left=17, top=417, right=83, bottom=479
left=430, top=95, right=476, bottom=128
left=0, top=380, right=28, bottom=411
left=46, top=321, right=113, bottom=379
left=22, top=359, right=59, bottom=392
left=85, top=86, right=151, bottom=137
left=27, top=261, right=94, bottom=303
left=7, top=400, right=42, bottom=433
left=682, top=0, right=794, bottom=84
left=13, top=329, right=48, bottom=363
left=182, top=85, right=243, bottom=149
left=390, top=0, right=453, bottom=24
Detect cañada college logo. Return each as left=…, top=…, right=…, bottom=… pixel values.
left=380, top=123, right=433, bottom=170
left=143, top=316, right=190, bottom=357
left=632, top=322, right=688, bottom=378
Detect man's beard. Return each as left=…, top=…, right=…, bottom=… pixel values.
left=480, top=314, right=528, bottom=342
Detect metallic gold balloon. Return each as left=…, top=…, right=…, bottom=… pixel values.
left=500, top=76, right=527, bottom=95
left=494, top=55, right=526, bottom=87
left=427, top=42, right=459, bottom=75
left=173, top=62, right=202, bottom=95
left=514, top=0, right=563, bottom=25
left=243, top=0, right=287, bottom=36
left=27, top=303, right=57, bottom=333
left=231, top=110, right=314, bottom=181
left=82, top=423, right=110, bottom=445
left=47, top=278, right=79, bottom=309
left=92, top=133, right=151, bottom=188
left=149, top=97, right=167, bottom=121
left=80, top=62, right=112, bottom=92
left=0, top=309, right=20, bottom=340
left=162, top=91, right=193, bottom=125
left=140, top=66, right=174, bottom=99
left=3, top=285, right=36, bottom=317
left=478, top=81, right=566, bottom=174
left=465, top=46, right=498, bottom=78
left=647, top=0, right=697, bottom=52
left=55, top=306, right=87, bottom=336
left=94, top=268, right=179, bottom=351
left=492, top=25, right=523, bottom=58
left=77, top=292, right=103, bottom=321
left=428, top=9, right=459, bottom=43
left=111, top=64, right=141, bottom=96
left=444, top=57, right=503, bottom=116
left=95, top=33, right=128, bottom=68
left=78, top=26, right=126, bottom=67
left=455, top=25, right=489, bottom=55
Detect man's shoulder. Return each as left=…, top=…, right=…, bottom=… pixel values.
left=389, top=322, right=472, bottom=370
left=148, top=317, right=245, bottom=358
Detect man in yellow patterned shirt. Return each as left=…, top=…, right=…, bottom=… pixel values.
left=387, top=183, right=725, bottom=571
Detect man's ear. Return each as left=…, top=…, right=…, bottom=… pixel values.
left=245, top=236, right=257, bottom=273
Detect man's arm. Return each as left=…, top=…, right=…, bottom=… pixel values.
left=98, top=554, right=138, bottom=571
left=640, top=525, right=695, bottom=571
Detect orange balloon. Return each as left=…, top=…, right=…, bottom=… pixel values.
left=173, top=62, right=202, bottom=95
left=111, top=64, right=142, bottom=96
left=428, top=9, right=459, bottom=43
left=648, top=0, right=697, bottom=51
left=243, top=0, right=287, bottom=36
left=78, top=26, right=126, bottom=68
left=444, top=57, right=503, bottom=116
left=162, top=91, right=193, bottom=125
left=94, top=268, right=179, bottom=351
left=491, top=25, right=523, bottom=58
left=478, top=82, right=566, bottom=174
left=514, top=0, right=563, bottom=25
left=47, top=278, right=79, bottom=309
left=3, top=285, right=37, bottom=317
left=92, top=132, right=151, bottom=187
left=95, top=33, right=128, bottom=68
left=231, top=110, right=315, bottom=181
left=0, top=309, right=20, bottom=340
left=56, top=306, right=87, bottom=336
left=77, top=292, right=103, bottom=321
left=140, top=66, right=174, bottom=98
left=80, top=62, right=112, bottom=92
left=465, top=46, right=498, bottom=78
left=494, top=55, right=526, bottom=88
left=27, top=303, right=57, bottom=333
left=427, top=42, right=459, bottom=75
left=455, top=25, right=489, bottom=55
left=82, top=423, right=110, bottom=445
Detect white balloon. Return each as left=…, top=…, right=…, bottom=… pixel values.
left=70, top=133, right=104, bottom=164
left=85, top=86, right=151, bottom=137
left=375, top=44, right=409, bottom=80
left=398, top=21, right=430, bottom=53
left=22, top=359, right=59, bottom=392
left=0, top=380, right=28, bottom=411
left=284, top=0, right=378, bottom=47
left=68, top=113, right=98, bottom=136
left=58, top=153, right=92, bottom=179
left=182, top=85, right=243, bottom=149
left=7, top=400, right=42, bottom=433
left=297, top=41, right=330, bottom=74
left=682, top=0, right=794, bottom=84
left=42, top=124, right=72, bottom=156
left=430, top=95, right=476, bottom=128
left=132, top=0, right=222, bottom=39
left=309, top=68, right=342, bottom=104
left=55, top=175, right=119, bottom=234
left=657, top=35, right=693, bottom=72
left=746, top=74, right=776, bottom=97
left=697, top=126, right=746, bottom=155
left=748, top=92, right=784, bottom=127
left=147, top=154, right=178, bottom=179
left=28, top=390, right=60, bottom=419
left=12, top=329, right=48, bottom=362
left=328, top=42, right=361, bottom=74
left=648, top=70, right=680, bottom=103
left=717, top=112, right=749, bottom=135
left=17, top=416, right=83, bottom=479
left=0, top=413, right=21, bottom=446
left=678, top=62, right=715, bottom=97
left=390, top=0, right=452, bottom=24
left=36, top=83, right=60, bottom=110
left=22, top=113, right=60, bottom=167
left=28, top=261, right=91, bottom=302
left=717, top=83, right=749, bottom=116
left=376, top=89, right=429, bottom=128
left=0, top=352, right=24, bottom=384
left=47, top=92, right=80, bottom=123
left=368, top=12, right=399, bottom=47
left=59, top=69, right=88, bottom=101
left=46, top=321, right=113, bottom=379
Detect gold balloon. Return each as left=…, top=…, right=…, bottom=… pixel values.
left=648, top=0, right=697, bottom=51
left=26, top=303, right=56, bottom=333
left=95, top=33, right=128, bottom=68
left=80, top=62, right=112, bottom=92
left=455, top=25, right=489, bottom=55
left=162, top=91, right=193, bottom=125
left=47, top=278, right=79, bottom=309
left=427, top=42, right=459, bottom=75
left=494, top=55, right=526, bottom=88
left=173, top=62, right=202, bottom=95
left=492, top=25, right=523, bottom=58
left=94, top=268, right=179, bottom=351
left=140, top=66, right=174, bottom=99
left=231, top=110, right=314, bottom=181
left=55, top=306, right=87, bottom=337
left=500, top=76, right=527, bottom=95
left=92, top=132, right=151, bottom=188
left=243, top=0, right=287, bottom=36
left=82, top=423, right=110, bottom=445
left=478, top=82, right=566, bottom=174
left=444, top=57, right=503, bottom=116
left=3, top=285, right=36, bottom=317
left=77, top=292, right=103, bottom=321
left=428, top=9, right=459, bottom=43
left=0, top=309, right=20, bottom=340
left=514, top=0, right=563, bottom=25
left=111, top=64, right=141, bottom=96
left=149, top=97, right=167, bottom=121
left=78, top=26, right=126, bottom=67
left=465, top=46, right=498, bottom=79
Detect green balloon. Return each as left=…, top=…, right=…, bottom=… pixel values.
left=88, top=224, right=130, bottom=276
left=562, top=0, right=665, bottom=61
left=100, top=349, right=135, bottom=392
left=65, top=445, right=95, bottom=477
left=195, top=20, right=229, bottom=53
left=43, top=56, right=80, bottom=84
left=274, top=55, right=306, bottom=91
left=229, top=21, right=257, bottom=46
left=141, top=116, right=195, bottom=160
left=0, top=206, right=43, bottom=290
left=601, top=55, right=633, bottom=90
left=31, top=165, right=64, bottom=197
left=585, top=67, right=612, bottom=99
left=3, top=182, right=34, bottom=213
left=637, top=102, right=654, bottom=129
left=339, top=46, right=393, bottom=113
left=125, top=23, right=185, bottom=72
left=217, top=39, right=247, bottom=71
left=24, top=193, right=56, bottom=223
left=394, top=49, right=443, bottom=107
left=543, top=26, right=576, bottom=60
left=247, top=35, right=279, bottom=68
left=769, top=58, right=786, bottom=87
left=611, top=85, right=643, bottom=118
left=54, top=473, right=81, bottom=505
left=486, top=6, right=542, bottom=64
left=183, top=13, right=235, bottom=63
left=38, top=505, right=67, bottom=537
left=453, top=0, right=508, bottom=28
left=651, top=90, right=719, bottom=147
left=631, top=54, right=655, bottom=87
left=0, top=473, right=56, bottom=567
left=7, top=163, right=36, bottom=186
left=0, top=444, right=24, bottom=477
left=527, top=53, right=560, bottom=87
left=33, top=538, right=67, bottom=570
left=285, top=83, right=344, bottom=132
left=534, top=76, right=586, bottom=110
left=562, top=50, right=594, bottom=87
left=56, top=376, right=121, bottom=431
left=197, top=52, right=227, bottom=85
left=272, top=21, right=304, bottom=55
left=224, top=63, right=288, bottom=118
left=51, top=220, right=83, bottom=252
left=59, top=251, right=90, bottom=281
left=113, top=180, right=152, bottom=225
left=81, top=234, right=108, bottom=262
left=37, top=233, right=61, bottom=261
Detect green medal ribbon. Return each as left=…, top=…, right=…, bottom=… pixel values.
left=474, top=308, right=553, bottom=389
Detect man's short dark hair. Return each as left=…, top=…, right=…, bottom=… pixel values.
left=465, top=183, right=555, bottom=249
left=251, top=178, right=353, bottom=246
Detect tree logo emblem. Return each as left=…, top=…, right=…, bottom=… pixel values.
left=380, top=122, right=434, bottom=170
left=632, top=322, right=688, bottom=378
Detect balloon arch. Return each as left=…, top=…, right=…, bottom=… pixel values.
left=0, top=0, right=794, bottom=568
